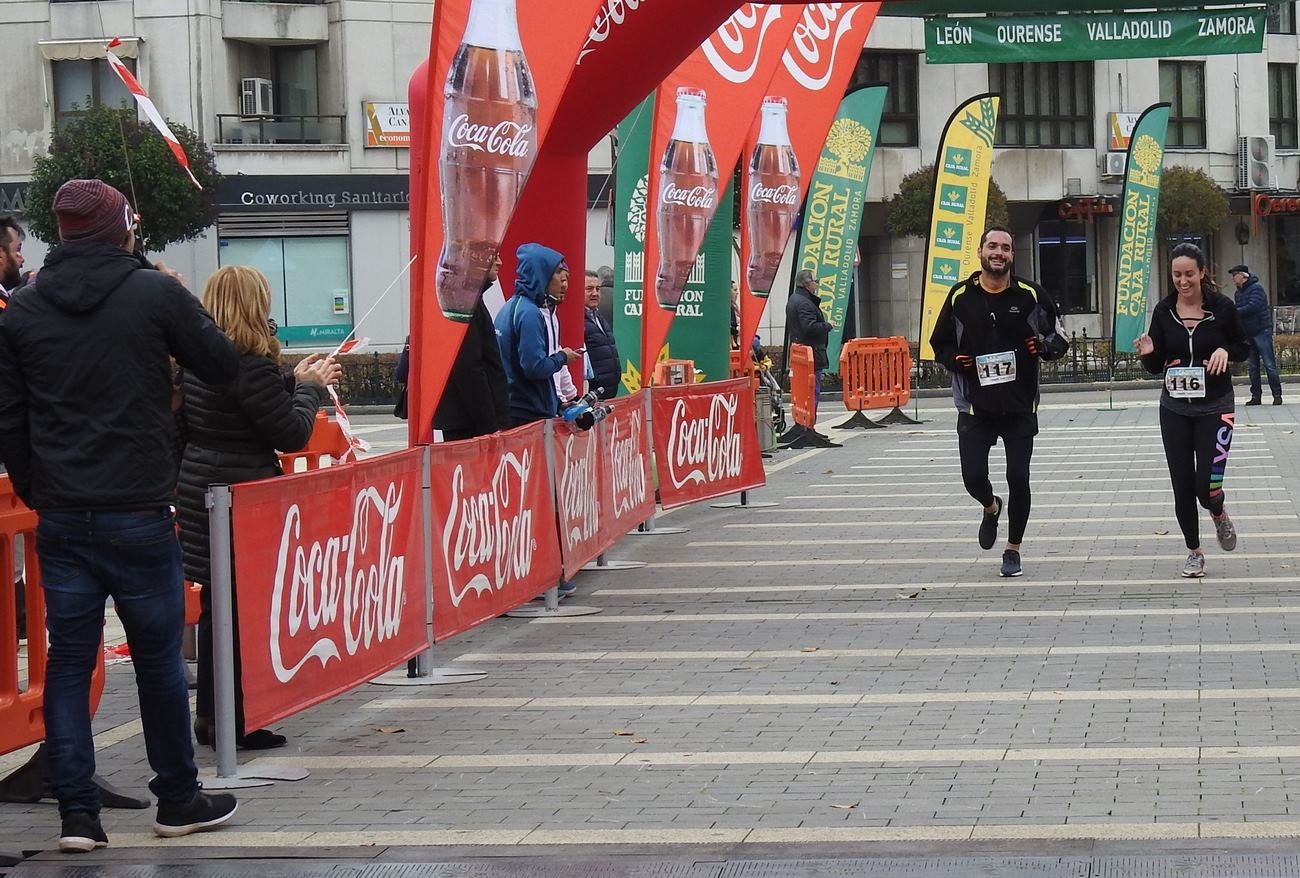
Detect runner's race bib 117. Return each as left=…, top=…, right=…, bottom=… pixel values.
left=1165, top=366, right=1206, bottom=399
left=975, top=351, right=1016, bottom=387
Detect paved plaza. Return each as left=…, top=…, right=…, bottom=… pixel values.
left=8, top=387, right=1300, bottom=875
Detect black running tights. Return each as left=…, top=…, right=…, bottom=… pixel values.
left=958, top=429, right=1034, bottom=545
left=1159, top=406, right=1234, bottom=551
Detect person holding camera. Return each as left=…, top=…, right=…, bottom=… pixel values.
left=930, top=225, right=1068, bottom=579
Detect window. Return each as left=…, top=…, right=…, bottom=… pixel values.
left=988, top=62, right=1092, bottom=147
left=1271, top=64, right=1299, bottom=149
left=1159, top=61, right=1206, bottom=149
left=1277, top=218, right=1300, bottom=306
left=52, top=58, right=134, bottom=130
left=848, top=52, right=918, bottom=146
left=1037, top=215, right=1095, bottom=314
left=218, top=235, right=353, bottom=345
left=1269, top=2, right=1297, bottom=34
left=271, top=46, right=319, bottom=116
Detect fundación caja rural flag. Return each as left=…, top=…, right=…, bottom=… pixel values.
left=918, top=94, right=1000, bottom=361
left=1112, top=103, right=1171, bottom=353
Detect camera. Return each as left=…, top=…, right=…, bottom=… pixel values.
left=561, top=390, right=611, bottom=431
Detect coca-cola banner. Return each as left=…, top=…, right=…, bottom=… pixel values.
left=651, top=378, right=766, bottom=510
left=429, top=422, right=562, bottom=640
left=552, top=420, right=603, bottom=580
left=598, top=392, right=656, bottom=547
left=738, top=3, right=882, bottom=363
left=639, top=4, right=803, bottom=379
left=232, top=449, right=429, bottom=732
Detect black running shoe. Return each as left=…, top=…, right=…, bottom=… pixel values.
left=59, top=812, right=108, bottom=853
left=1000, top=549, right=1023, bottom=578
left=978, top=496, right=1002, bottom=550
left=153, top=790, right=237, bottom=838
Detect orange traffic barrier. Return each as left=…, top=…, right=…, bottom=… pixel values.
left=838, top=337, right=919, bottom=429
left=653, top=359, right=695, bottom=386
left=280, top=410, right=351, bottom=473
left=788, top=343, right=816, bottom=429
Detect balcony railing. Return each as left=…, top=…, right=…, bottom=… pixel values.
left=217, top=114, right=345, bottom=146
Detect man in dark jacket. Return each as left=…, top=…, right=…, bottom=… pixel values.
left=1230, top=264, right=1282, bottom=405
left=786, top=269, right=833, bottom=413
left=494, top=243, right=580, bottom=426
left=0, top=179, right=241, bottom=851
left=583, top=269, right=620, bottom=399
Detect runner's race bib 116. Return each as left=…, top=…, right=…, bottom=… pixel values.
left=975, top=351, right=1017, bottom=387
left=1165, top=366, right=1206, bottom=399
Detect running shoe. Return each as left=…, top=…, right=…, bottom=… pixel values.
left=1214, top=515, right=1237, bottom=552
left=153, top=790, right=237, bottom=838
left=1000, top=549, right=1022, bottom=578
left=59, top=812, right=108, bottom=853
left=1181, top=552, right=1205, bottom=578
left=978, top=496, right=1002, bottom=551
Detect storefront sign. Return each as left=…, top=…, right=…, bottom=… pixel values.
left=218, top=175, right=410, bottom=212
left=0, top=183, right=28, bottom=216
left=925, top=9, right=1265, bottom=64
left=1058, top=197, right=1115, bottom=223
left=364, top=101, right=410, bottom=148
left=1108, top=112, right=1140, bottom=151
left=1253, top=192, right=1300, bottom=218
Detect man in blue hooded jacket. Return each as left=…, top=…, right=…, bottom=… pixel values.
left=1230, top=264, right=1282, bottom=406
left=494, top=243, right=581, bottom=426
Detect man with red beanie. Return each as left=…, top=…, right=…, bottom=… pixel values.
left=0, top=179, right=241, bottom=852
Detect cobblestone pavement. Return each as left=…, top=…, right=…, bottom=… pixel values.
left=7, top=388, right=1300, bottom=873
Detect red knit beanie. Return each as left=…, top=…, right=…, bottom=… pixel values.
left=53, top=179, right=133, bottom=246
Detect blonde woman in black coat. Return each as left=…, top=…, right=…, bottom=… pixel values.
left=177, top=265, right=341, bottom=749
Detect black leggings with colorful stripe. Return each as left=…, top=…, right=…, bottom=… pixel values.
left=1159, top=407, right=1234, bottom=551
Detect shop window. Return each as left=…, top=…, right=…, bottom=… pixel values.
left=989, top=62, right=1093, bottom=148
left=1159, top=61, right=1206, bottom=149
left=218, top=236, right=353, bottom=346
left=272, top=46, right=319, bottom=117
left=1269, top=2, right=1297, bottom=34
left=1036, top=216, right=1095, bottom=314
left=848, top=52, right=918, bottom=147
left=52, top=58, right=134, bottom=131
left=1270, top=64, right=1299, bottom=150
left=1276, top=217, right=1300, bottom=305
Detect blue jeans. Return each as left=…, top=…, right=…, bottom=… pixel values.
left=1247, top=331, right=1282, bottom=400
left=814, top=370, right=823, bottom=417
left=37, top=508, right=198, bottom=817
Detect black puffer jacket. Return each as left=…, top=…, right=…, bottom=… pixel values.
left=0, top=243, right=238, bottom=511
left=584, top=306, right=620, bottom=399
left=176, top=354, right=327, bottom=585
left=786, top=286, right=833, bottom=370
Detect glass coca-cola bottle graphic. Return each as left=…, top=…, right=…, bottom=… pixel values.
left=654, top=87, right=718, bottom=312
left=746, top=96, right=800, bottom=297
left=437, top=0, right=537, bottom=321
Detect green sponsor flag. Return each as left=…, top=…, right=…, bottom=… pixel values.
left=612, top=95, right=732, bottom=392
left=926, top=9, right=1264, bottom=64
left=1112, top=103, right=1171, bottom=354
left=794, top=85, right=886, bottom=369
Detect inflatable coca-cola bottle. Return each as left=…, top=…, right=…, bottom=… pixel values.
left=654, top=87, right=718, bottom=312
left=746, top=96, right=800, bottom=297
left=437, top=0, right=537, bottom=321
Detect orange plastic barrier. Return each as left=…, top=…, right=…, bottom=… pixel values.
left=0, top=478, right=106, bottom=757
left=789, top=343, right=816, bottom=429
left=653, top=359, right=695, bottom=386
left=839, top=337, right=912, bottom=412
left=280, top=410, right=351, bottom=473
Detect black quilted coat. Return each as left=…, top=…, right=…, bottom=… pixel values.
left=176, top=354, right=327, bottom=585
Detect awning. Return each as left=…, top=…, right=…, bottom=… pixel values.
left=38, top=37, right=141, bottom=62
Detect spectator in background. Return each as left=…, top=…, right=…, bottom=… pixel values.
left=544, top=264, right=579, bottom=405
left=1229, top=264, right=1282, bottom=406
left=584, top=269, right=621, bottom=399
left=730, top=280, right=741, bottom=350
left=786, top=269, right=833, bottom=414
left=0, top=214, right=26, bottom=301
left=598, top=265, right=615, bottom=327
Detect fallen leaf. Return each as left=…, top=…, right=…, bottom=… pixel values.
left=613, top=729, right=635, bottom=736
left=632, top=739, right=648, bottom=744
left=1153, top=529, right=1169, bottom=536
left=374, top=727, right=404, bottom=734
left=830, top=802, right=860, bottom=810
left=896, top=591, right=920, bottom=599
left=824, top=469, right=834, bottom=474
left=800, top=647, right=819, bottom=653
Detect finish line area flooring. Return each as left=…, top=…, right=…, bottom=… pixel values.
left=11, top=388, right=1300, bottom=877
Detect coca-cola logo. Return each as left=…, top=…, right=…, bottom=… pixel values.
left=559, top=433, right=599, bottom=550
left=446, top=114, right=534, bottom=159
left=665, top=394, right=743, bottom=489
left=702, top=4, right=787, bottom=85
left=751, top=181, right=799, bottom=206
left=577, top=0, right=646, bottom=66
left=609, top=409, right=649, bottom=519
left=270, top=484, right=407, bottom=684
left=783, top=4, right=861, bottom=91
left=662, top=182, right=716, bottom=209
left=442, top=452, right=536, bottom=606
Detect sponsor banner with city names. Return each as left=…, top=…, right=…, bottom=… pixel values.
left=651, top=378, right=765, bottom=510
left=925, top=8, right=1264, bottom=65
left=598, top=392, right=656, bottom=548
left=232, top=448, right=429, bottom=731
left=613, top=94, right=734, bottom=393
left=737, top=3, right=883, bottom=365
left=918, top=94, right=1000, bottom=361
left=1113, top=103, right=1171, bottom=353
left=552, top=420, right=603, bottom=580
left=794, top=85, right=886, bottom=369
left=639, top=5, right=803, bottom=380
left=428, top=422, right=563, bottom=640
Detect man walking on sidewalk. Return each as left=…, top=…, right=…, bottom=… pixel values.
left=1230, top=264, right=1282, bottom=406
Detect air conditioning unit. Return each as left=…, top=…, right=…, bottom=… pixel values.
left=1100, top=152, right=1127, bottom=178
left=240, top=77, right=274, bottom=118
left=1238, top=134, right=1278, bottom=190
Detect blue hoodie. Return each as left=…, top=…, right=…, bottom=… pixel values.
left=494, top=243, right=568, bottom=425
